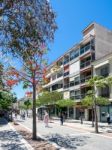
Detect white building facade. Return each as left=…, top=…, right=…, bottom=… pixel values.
left=43, top=22, right=112, bottom=121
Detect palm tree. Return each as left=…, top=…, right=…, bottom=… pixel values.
left=87, top=76, right=107, bottom=133
left=82, top=91, right=110, bottom=128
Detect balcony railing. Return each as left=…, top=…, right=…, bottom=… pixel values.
left=80, top=60, right=91, bottom=69
left=80, top=44, right=95, bottom=55
left=100, top=93, right=110, bottom=98
left=57, top=73, right=63, bottom=78
left=70, top=95, right=82, bottom=100
left=64, top=59, right=69, bottom=65
left=70, top=82, right=74, bottom=87
left=52, top=84, right=63, bottom=91
left=100, top=72, right=109, bottom=77
left=64, top=72, right=69, bottom=77
left=64, top=84, right=69, bottom=89
left=80, top=75, right=91, bottom=84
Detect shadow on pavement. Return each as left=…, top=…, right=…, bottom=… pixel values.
left=45, top=133, right=90, bottom=150
left=0, top=130, right=27, bottom=150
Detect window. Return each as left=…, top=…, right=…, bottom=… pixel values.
left=74, top=76, right=80, bottom=85
left=80, top=42, right=91, bottom=55
left=100, top=65, right=109, bottom=77
left=64, top=57, right=69, bottom=64
left=57, top=72, right=63, bottom=78
left=74, top=90, right=80, bottom=99
left=70, top=49, right=79, bottom=61
left=70, top=90, right=75, bottom=96
left=70, top=90, right=75, bottom=100
left=101, top=86, right=109, bottom=98
left=52, top=75, right=56, bottom=80
left=64, top=72, right=69, bottom=76
left=70, top=81, right=74, bottom=87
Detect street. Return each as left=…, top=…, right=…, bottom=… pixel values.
left=17, top=117, right=112, bottom=150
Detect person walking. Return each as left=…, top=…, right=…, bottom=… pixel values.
left=60, top=112, right=64, bottom=125
left=44, top=110, right=49, bottom=127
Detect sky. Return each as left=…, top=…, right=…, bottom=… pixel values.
left=13, top=0, right=112, bottom=99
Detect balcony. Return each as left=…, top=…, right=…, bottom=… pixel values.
left=80, top=44, right=95, bottom=56
left=64, top=71, right=69, bottom=77
left=70, top=94, right=83, bottom=100
left=70, top=81, right=75, bottom=87
left=100, top=93, right=110, bottom=98
left=75, top=95, right=81, bottom=99
left=64, top=84, right=69, bottom=89
left=80, top=75, right=91, bottom=84
left=52, top=84, right=63, bottom=91
left=64, top=59, right=69, bottom=65
left=80, top=60, right=91, bottom=69
left=99, top=86, right=110, bottom=98
left=57, top=73, right=63, bottom=78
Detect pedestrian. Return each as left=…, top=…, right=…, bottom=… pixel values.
left=44, top=110, right=49, bottom=127
left=60, top=112, right=64, bottom=125
left=106, top=113, right=110, bottom=124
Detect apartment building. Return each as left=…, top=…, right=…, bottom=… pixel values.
left=43, top=22, right=112, bottom=121
left=92, top=52, right=112, bottom=122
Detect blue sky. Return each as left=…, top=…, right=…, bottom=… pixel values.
left=13, top=0, right=112, bottom=99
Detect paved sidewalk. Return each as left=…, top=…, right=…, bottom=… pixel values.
left=52, top=118, right=112, bottom=136
left=0, top=118, right=33, bottom=150
left=17, top=117, right=112, bottom=150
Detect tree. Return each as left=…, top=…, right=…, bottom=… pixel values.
left=87, top=76, right=109, bottom=133
left=56, top=99, right=76, bottom=108
left=56, top=99, right=76, bottom=118
left=24, top=99, right=32, bottom=117
left=0, top=91, right=17, bottom=110
left=6, top=53, right=47, bottom=140
left=0, top=0, right=57, bottom=59
left=38, top=91, right=63, bottom=105
left=0, top=63, right=4, bottom=90
left=0, top=0, right=57, bottom=140
left=82, top=91, right=110, bottom=127
left=38, top=91, right=63, bottom=118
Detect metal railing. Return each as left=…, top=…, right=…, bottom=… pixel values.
left=80, top=60, right=91, bottom=69
left=80, top=44, right=95, bottom=55
left=64, top=84, right=69, bottom=89
left=80, top=75, right=91, bottom=83
left=64, top=59, right=69, bottom=65
left=64, top=72, right=69, bottom=76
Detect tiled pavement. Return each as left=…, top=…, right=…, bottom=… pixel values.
left=0, top=118, right=33, bottom=150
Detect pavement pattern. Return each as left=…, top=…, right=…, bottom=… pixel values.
left=0, top=118, right=32, bottom=150
left=17, top=117, right=112, bottom=150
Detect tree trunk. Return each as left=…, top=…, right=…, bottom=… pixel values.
left=92, top=106, right=94, bottom=127
left=32, top=83, right=37, bottom=140
left=94, top=97, right=98, bottom=133
left=27, top=108, right=28, bottom=117
left=80, top=109, right=83, bottom=124
left=54, top=105, right=57, bottom=117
